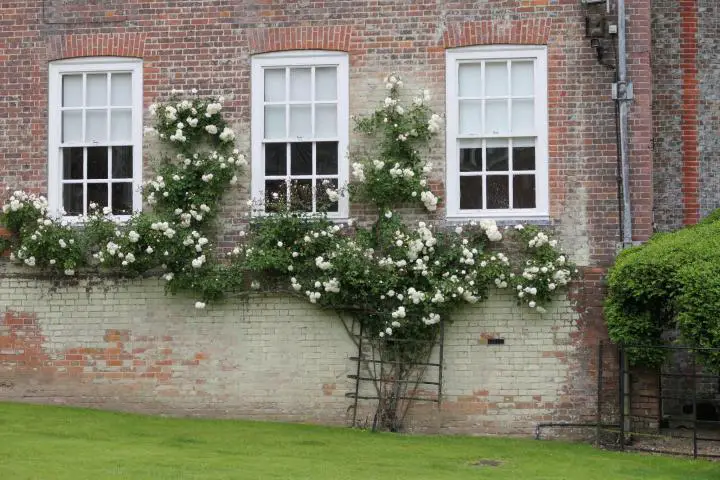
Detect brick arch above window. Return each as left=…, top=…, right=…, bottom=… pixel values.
left=47, top=33, right=147, bottom=61
left=443, top=19, right=553, bottom=49
left=248, top=26, right=354, bottom=55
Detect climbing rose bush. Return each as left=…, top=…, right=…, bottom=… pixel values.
left=0, top=77, right=578, bottom=432
left=1, top=77, right=577, bottom=341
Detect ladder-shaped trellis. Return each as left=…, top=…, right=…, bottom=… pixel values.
left=345, top=320, right=445, bottom=432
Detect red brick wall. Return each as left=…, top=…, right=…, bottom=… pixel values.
left=0, top=0, right=653, bottom=256
left=0, top=0, right=656, bottom=431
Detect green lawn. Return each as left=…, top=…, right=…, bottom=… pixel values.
left=0, top=402, right=718, bottom=479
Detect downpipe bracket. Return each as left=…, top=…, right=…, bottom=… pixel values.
left=612, top=81, right=634, bottom=101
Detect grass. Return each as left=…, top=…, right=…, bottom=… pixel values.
left=0, top=402, right=718, bottom=479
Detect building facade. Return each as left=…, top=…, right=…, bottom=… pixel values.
left=0, top=0, right=715, bottom=434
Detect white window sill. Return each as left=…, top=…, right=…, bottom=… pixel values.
left=445, top=214, right=551, bottom=226
left=54, top=214, right=135, bottom=226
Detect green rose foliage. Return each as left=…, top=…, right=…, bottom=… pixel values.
left=0, top=94, right=246, bottom=297
left=0, top=192, right=83, bottom=274
left=1, top=78, right=577, bottom=351
left=350, top=77, right=441, bottom=212
left=605, top=220, right=720, bottom=369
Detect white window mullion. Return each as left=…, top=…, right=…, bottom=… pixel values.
left=482, top=140, right=487, bottom=210
left=105, top=74, right=111, bottom=145
left=81, top=73, right=87, bottom=144
left=285, top=67, right=290, bottom=142
left=286, top=142, right=292, bottom=204
left=508, top=138, right=514, bottom=209
left=310, top=66, right=316, bottom=139
left=506, top=61, right=512, bottom=136
left=107, top=146, right=112, bottom=212
left=480, top=61, right=486, bottom=136
left=82, top=147, right=88, bottom=216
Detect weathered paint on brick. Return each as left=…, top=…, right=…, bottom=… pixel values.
left=0, top=263, right=600, bottom=434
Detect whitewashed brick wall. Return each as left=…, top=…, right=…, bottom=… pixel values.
left=1, top=266, right=587, bottom=435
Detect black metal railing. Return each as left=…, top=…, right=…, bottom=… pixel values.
left=538, top=342, right=720, bottom=459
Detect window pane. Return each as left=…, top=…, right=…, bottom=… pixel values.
left=290, top=68, right=311, bottom=101
left=459, top=176, right=483, bottom=209
left=86, top=74, right=107, bottom=107
left=511, top=99, right=534, bottom=134
left=485, top=100, right=508, bottom=135
left=289, top=179, right=313, bottom=212
left=62, top=148, right=83, bottom=180
left=62, top=111, right=82, bottom=143
left=315, top=104, right=337, bottom=138
left=458, top=63, right=482, bottom=97
left=110, top=109, right=132, bottom=143
left=289, top=105, right=312, bottom=138
left=485, top=62, right=508, bottom=97
left=486, top=140, right=509, bottom=171
left=112, top=146, right=133, bottom=178
left=486, top=175, right=509, bottom=209
left=62, top=184, right=84, bottom=216
left=87, top=183, right=108, bottom=210
left=264, top=180, right=286, bottom=212
left=264, top=143, right=287, bottom=175
left=513, top=175, right=536, bottom=208
left=110, top=73, right=132, bottom=106
left=264, top=105, right=286, bottom=139
left=264, top=69, right=286, bottom=102
left=513, top=144, right=535, bottom=171
left=460, top=148, right=482, bottom=172
left=459, top=100, right=481, bottom=135
left=62, top=75, right=83, bottom=107
left=111, top=183, right=134, bottom=215
left=315, top=67, right=337, bottom=101
left=86, top=110, right=108, bottom=143
left=87, top=147, right=109, bottom=179
left=511, top=61, right=534, bottom=96
left=290, top=142, right=312, bottom=175
left=316, top=142, right=338, bottom=175
left=317, top=178, right=339, bottom=213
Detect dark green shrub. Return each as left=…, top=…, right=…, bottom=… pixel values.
left=698, top=207, right=720, bottom=226
left=605, top=221, right=720, bottom=368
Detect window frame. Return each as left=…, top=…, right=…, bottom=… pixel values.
left=250, top=50, right=350, bottom=219
left=445, top=45, right=549, bottom=220
left=48, top=56, right=143, bottom=221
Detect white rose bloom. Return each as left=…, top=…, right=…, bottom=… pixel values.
left=219, top=127, right=235, bottom=142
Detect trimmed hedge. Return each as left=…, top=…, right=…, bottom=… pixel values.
left=605, top=212, right=720, bottom=369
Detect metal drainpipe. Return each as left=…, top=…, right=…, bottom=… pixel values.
left=617, top=0, right=633, bottom=247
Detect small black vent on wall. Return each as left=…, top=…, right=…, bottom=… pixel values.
left=487, top=338, right=505, bottom=345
